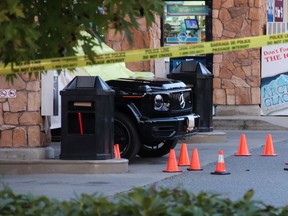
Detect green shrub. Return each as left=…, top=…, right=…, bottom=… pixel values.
left=0, top=185, right=288, bottom=216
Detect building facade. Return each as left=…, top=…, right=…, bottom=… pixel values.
left=0, top=0, right=283, bottom=153
left=107, top=0, right=268, bottom=115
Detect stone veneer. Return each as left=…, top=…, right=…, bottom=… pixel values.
left=0, top=74, right=49, bottom=148
left=105, top=16, right=161, bottom=72
left=212, top=0, right=266, bottom=106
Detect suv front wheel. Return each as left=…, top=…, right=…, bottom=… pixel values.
left=114, top=112, right=140, bottom=160
left=137, top=139, right=178, bottom=158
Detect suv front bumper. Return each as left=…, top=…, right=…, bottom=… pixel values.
left=139, top=114, right=200, bottom=141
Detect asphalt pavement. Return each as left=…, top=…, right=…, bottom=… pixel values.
left=1, top=127, right=288, bottom=207
left=154, top=131, right=288, bottom=207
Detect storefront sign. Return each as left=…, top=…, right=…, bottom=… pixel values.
left=261, top=43, right=288, bottom=115
left=262, top=44, right=288, bottom=76
left=167, top=5, right=208, bottom=16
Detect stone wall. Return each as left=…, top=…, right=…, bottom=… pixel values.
left=0, top=75, right=49, bottom=148
left=212, top=0, right=266, bottom=106
left=105, top=16, right=161, bottom=72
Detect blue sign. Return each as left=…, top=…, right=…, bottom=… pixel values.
left=178, top=32, right=187, bottom=42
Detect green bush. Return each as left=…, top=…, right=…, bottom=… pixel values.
left=0, top=185, right=288, bottom=216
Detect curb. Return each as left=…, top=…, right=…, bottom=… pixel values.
left=0, top=158, right=129, bottom=174
left=213, top=117, right=288, bottom=130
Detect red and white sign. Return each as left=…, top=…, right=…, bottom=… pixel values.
left=262, top=44, right=288, bottom=78
left=0, top=89, right=17, bottom=98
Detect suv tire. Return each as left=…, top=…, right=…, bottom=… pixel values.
left=114, top=112, right=141, bottom=160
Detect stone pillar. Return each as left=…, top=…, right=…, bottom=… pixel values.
left=0, top=74, right=51, bottom=159
left=212, top=0, right=267, bottom=115
left=105, top=16, right=161, bottom=73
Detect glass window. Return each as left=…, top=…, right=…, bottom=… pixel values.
left=163, top=1, right=207, bottom=46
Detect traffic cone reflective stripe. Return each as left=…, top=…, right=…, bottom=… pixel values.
left=163, top=149, right=182, bottom=173
left=261, top=134, right=277, bottom=156
left=211, top=150, right=230, bottom=175
left=235, top=134, right=251, bottom=156
left=178, top=143, right=190, bottom=166
left=187, top=147, right=203, bottom=171
left=215, top=154, right=225, bottom=171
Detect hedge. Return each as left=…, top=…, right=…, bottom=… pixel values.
left=0, top=185, right=287, bottom=216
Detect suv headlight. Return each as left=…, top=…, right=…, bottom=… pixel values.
left=154, top=94, right=170, bottom=111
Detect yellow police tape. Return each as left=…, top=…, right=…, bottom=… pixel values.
left=1, top=33, right=288, bottom=75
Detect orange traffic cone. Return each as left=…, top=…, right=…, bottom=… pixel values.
left=261, top=134, right=277, bottom=156
left=235, top=134, right=251, bottom=156
left=211, top=150, right=230, bottom=175
left=187, top=147, right=203, bottom=171
left=114, top=144, right=121, bottom=159
left=163, top=149, right=182, bottom=173
left=178, top=143, right=190, bottom=166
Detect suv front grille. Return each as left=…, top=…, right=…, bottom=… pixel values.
left=170, top=91, right=192, bottom=111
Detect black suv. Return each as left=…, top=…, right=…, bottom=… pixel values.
left=53, top=76, right=199, bottom=160
left=106, top=77, right=199, bottom=159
